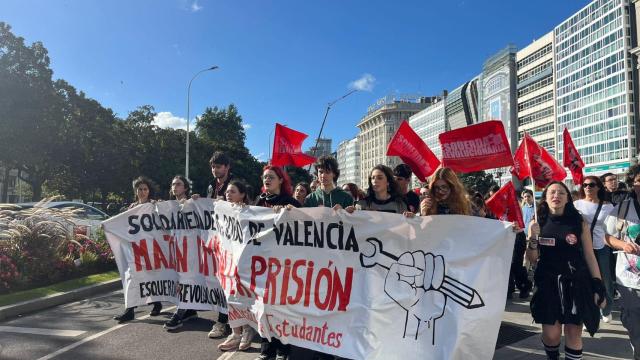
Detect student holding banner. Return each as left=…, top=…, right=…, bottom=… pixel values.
left=255, top=165, right=299, bottom=360
left=113, top=176, right=163, bottom=323
left=217, top=180, right=257, bottom=352
left=303, top=156, right=353, bottom=209
left=293, top=182, right=311, bottom=206
left=164, top=175, right=201, bottom=330
left=419, top=167, right=471, bottom=216
left=345, top=164, right=412, bottom=216
left=527, top=182, right=606, bottom=360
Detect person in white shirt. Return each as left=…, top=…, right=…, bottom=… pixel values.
left=574, top=176, right=614, bottom=322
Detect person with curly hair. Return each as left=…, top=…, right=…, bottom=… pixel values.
left=420, top=167, right=471, bottom=216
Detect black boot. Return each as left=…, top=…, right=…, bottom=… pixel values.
left=149, top=302, right=162, bottom=316
left=114, top=307, right=135, bottom=323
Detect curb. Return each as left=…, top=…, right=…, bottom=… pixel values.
left=0, top=278, right=121, bottom=322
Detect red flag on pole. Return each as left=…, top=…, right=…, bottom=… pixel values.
left=438, top=120, right=513, bottom=173
left=562, top=128, right=585, bottom=185
left=485, top=181, right=524, bottom=228
left=271, top=123, right=316, bottom=167
left=511, top=133, right=566, bottom=188
left=386, top=120, right=440, bottom=182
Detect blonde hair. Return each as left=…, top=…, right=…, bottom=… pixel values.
left=425, top=167, right=471, bottom=215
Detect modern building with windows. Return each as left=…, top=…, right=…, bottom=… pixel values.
left=408, top=96, right=447, bottom=186
left=516, top=32, right=556, bottom=155
left=306, top=138, right=332, bottom=158
left=356, top=95, right=429, bottom=189
left=445, top=78, right=480, bottom=130
left=336, top=137, right=360, bottom=187
left=478, top=45, right=519, bottom=183
left=555, top=0, right=637, bottom=177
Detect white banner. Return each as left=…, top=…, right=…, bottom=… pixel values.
left=103, top=200, right=227, bottom=312
left=104, top=199, right=514, bottom=359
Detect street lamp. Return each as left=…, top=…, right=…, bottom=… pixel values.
left=186, top=65, right=219, bottom=180
left=307, top=89, right=359, bottom=171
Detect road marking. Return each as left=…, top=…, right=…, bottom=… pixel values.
left=37, top=306, right=176, bottom=360
left=216, top=344, right=260, bottom=360
left=0, top=326, right=86, bottom=337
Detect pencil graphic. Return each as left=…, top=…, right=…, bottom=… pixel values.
left=360, top=237, right=485, bottom=309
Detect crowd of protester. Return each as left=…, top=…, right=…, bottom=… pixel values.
left=112, top=151, right=640, bottom=360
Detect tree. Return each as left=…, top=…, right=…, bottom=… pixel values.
left=0, top=22, right=66, bottom=201
left=287, top=166, right=312, bottom=188
left=194, top=105, right=262, bottom=194
left=458, top=171, right=498, bottom=196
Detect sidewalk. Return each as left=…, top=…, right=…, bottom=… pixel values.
left=220, top=297, right=634, bottom=360
left=494, top=298, right=633, bottom=359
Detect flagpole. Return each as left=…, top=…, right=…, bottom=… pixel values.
left=523, top=133, right=538, bottom=223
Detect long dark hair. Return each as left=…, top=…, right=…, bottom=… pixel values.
left=132, top=176, right=158, bottom=202
left=365, top=164, right=403, bottom=205
left=342, top=183, right=360, bottom=201
left=170, top=175, right=191, bottom=200
left=577, top=175, right=606, bottom=201
left=228, top=180, right=250, bottom=204
left=537, top=181, right=582, bottom=227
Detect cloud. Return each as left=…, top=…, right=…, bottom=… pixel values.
left=191, top=1, right=203, bottom=12
left=255, top=152, right=266, bottom=161
left=243, top=123, right=252, bottom=130
left=349, top=73, right=376, bottom=92
left=153, top=111, right=187, bottom=130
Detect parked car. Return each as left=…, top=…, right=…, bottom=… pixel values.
left=15, top=201, right=109, bottom=238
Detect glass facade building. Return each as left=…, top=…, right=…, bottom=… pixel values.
left=336, top=137, right=361, bottom=187
left=517, top=32, right=556, bottom=154
left=555, top=0, right=636, bottom=176
left=408, top=98, right=447, bottom=186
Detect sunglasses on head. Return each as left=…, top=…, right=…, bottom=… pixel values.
left=582, top=182, right=597, bottom=188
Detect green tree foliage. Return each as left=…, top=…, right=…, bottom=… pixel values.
left=0, top=22, right=66, bottom=200
left=0, top=23, right=263, bottom=205
left=459, top=171, right=499, bottom=196
left=194, top=105, right=262, bottom=195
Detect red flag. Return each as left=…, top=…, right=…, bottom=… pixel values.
left=563, top=128, right=585, bottom=185
left=485, top=181, right=524, bottom=228
left=386, top=120, right=440, bottom=182
left=511, top=133, right=566, bottom=187
left=271, top=123, right=316, bottom=167
left=439, top=120, right=513, bottom=173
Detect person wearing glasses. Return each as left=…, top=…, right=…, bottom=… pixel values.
left=574, top=176, right=615, bottom=323
left=420, top=167, right=471, bottom=216
left=254, top=165, right=299, bottom=360
left=604, top=165, right=640, bottom=359
left=527, top=181, right=606, bottom=360
left=600, top=172, right=629, bottom=206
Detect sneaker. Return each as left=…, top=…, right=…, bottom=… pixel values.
left=113, top=307, right=134, bottom=323
left=275, top=354, right=287, bottom=360
left=218, top=333, right=242, bottom=351
left=149, top=302, right=162, bottom=316
left=602, top=314, right=611, bottom=323
left=163, top=312, right=184, bottom=330
left=614, top=290, right=621, bottom=301
left=239, top=325, right=255, bottom=351
left=182, top=309, right=198, bottom=322
left=208, top=322, right=228, bottom=338
left=254, top=355, right=271, bottom=360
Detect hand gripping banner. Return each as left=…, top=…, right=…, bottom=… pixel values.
left=105, top=199, right=515, bottom=359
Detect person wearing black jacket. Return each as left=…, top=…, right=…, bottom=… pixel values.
left=254, top=165, right=299, bottom=360
left=393, top=163, right=420, bottom=213
left=601, top=172, right=629, bottom=206
left=527, top=181, right=606, bottom=360
left=207, top=151, right=233, bottom=199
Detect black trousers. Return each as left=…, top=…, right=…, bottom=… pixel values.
left=508, top=232, right=531, bottom=293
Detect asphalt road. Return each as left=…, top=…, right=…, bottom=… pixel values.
left=0, top=290, right=260, bottom=360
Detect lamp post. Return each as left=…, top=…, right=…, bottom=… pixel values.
left=306, top=89, right=359, bottom=171
left=186, top=65, right=218, bottom=180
